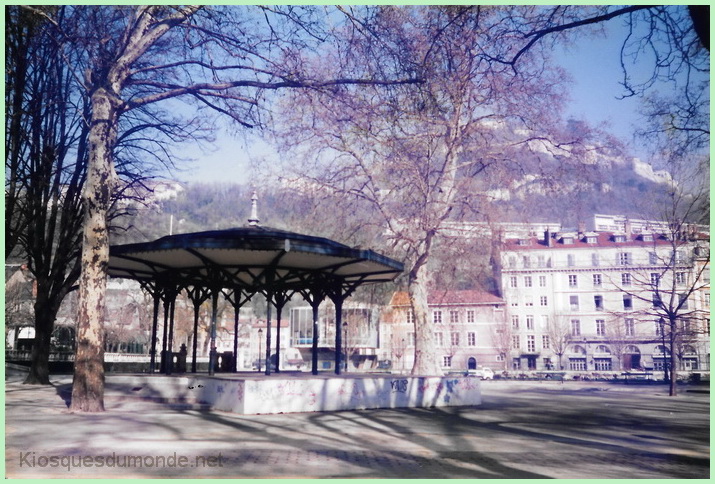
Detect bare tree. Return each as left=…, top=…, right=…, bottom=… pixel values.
left=608, top=158, right=709, bottom=396
left=489, top=320, right=512, bottom=373
left=272, top=6, right=590, bottom=375
left=5, top=7, right=88, bottom=384
left=547, top=314, right=573, bottom=372
left=18, top=5, right=419, bottom=411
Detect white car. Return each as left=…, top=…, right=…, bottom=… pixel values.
left=472, top=367, right=494, bottom=380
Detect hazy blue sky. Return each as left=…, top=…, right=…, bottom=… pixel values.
left=176, top=13, right=683, bottom=185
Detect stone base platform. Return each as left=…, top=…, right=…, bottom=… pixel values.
left=105, top=373, right=482, bottom=415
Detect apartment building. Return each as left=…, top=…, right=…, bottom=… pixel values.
left=384, top=290, right=506, bottom=372
left=500, top=225, right=710, bottom=374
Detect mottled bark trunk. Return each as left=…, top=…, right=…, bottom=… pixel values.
left=70, top=88, right=118, bottom=412
left=409, top=262, right=442, bottom=376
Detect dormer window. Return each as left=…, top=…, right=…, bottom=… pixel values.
left=586, top=236, right=598, bottom=244
left=614, top=234, right=626, bottom=243
left=517, top=238, right=530, bottom=246
left=641, top=233, right=654, bottom=242
left=562, top=237, right=574, bottom=245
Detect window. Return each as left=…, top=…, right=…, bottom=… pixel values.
left=539, top=275, right=547, bottom=287
left=625, top=318, right=635, bottom=336
left=567, top=254, right=576, bottom=267
left=537, top=255, right=546, bottom=268
left=569, top=359, right=587, bottom=371
left=540, top=296, right=548, bottom=306
left=407, top=311, right=414, bottom=324
left=594, top=359, right=612, bottom=371
left=593, top=274, right=602, bottom=287
left=649, top=252, right=658, bottom=265
left=675, top=272, right=686, bottom=286
left=571, top=319, right=581, bottom=336
left=623, top=295, right=633, bottom=311
left=466, top=310, right=475, bottom=324
left=650, top=273, right=660, bottom=286
left=509, top=276, right=518, bottom=288
left=591, top=253, right=600, bottom=266
left=587, top=236, right=598, bottom=244
left=596, top=319, right=606, bottom=336
left=511, top=315, right=519, bottom=330
left=433, top=310, right=442, bottom=324
left=442, top=355, right=452, bottom=368
left=655, top=320, right=663, bottom=336
left=568, top=274, right=578, bottom=287
left=621, top=273, right=631, bottom=286
left=526, top=315, right=535, bottom=330
left=614, top=234, right=626, bottom=243
left=652, top=292, right=662, bottom=308
left=407, top=332, right=415, bottom=346
left=435, top=332, right=443, bottom=347
left=542, top=335, right=550, bottom=349
left=449, top=310, right=459, bottom=324
left=512, top=335, right=520, bottom=350
left=642, top=233, right=654, bottom=242
left=467, top=332, right=476, bottom=346
left=705, top=293, right=710, bottom=308
left=679, top=294, right=689, bottom=310
left=570, top=295, right=579, bottom=311
left=508, top=256, right=517, bottom=268
left=618, top=252, right=632, bottom=265
left=524, top=276, right=533, bottom=287
left=563, top=237, right=574, bottom=245
left=594, top=295, right=603, bottom=311
left=527, top=335, right=536, bottom=352
left=524, top=296, right=534, bottom=307
left=450, top=332, right=460, bottom=346
left=522, top=256, right=531, bottom=268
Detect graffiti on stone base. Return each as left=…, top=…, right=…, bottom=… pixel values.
left=391, top=379, right=408, bottom=393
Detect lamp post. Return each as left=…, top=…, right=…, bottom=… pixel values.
left=343, top=322, right=348, bottom=373
left=258, top=328, right=263, bottom=373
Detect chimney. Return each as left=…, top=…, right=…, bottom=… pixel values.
left=578, top=222, right=586, bottom=239
left=544, top=229, right=553, bottom=247
left=624, top=218, right=632, bottom=239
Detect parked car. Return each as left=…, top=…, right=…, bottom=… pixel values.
left=470, top=367, right=495, bottom=380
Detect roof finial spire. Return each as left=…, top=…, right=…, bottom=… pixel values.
left=248, top=191, right=260, bottom=226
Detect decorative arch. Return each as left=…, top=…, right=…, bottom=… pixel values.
left=594, top=345, right=611, bottom=354
left=570, top=345, right=587, bottom=355
left=681, top=345, right=697, bottom=355
left=655, top=345, right=670, bottom=355
left=624, top=345, right=640, bottom=354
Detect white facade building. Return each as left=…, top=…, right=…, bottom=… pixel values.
left=500, top=227, right=709, bottom=375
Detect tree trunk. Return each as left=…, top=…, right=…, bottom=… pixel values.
left=409, top=262, right=442, bottom=376
left=668, top=323, right=678, bottom=397
left=24, top=298, right=53, bottom=385
left=69, top=88, right=118, bottom=412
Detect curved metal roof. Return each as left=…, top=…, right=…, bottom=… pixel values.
left=108, top=225, right=404, bottom=294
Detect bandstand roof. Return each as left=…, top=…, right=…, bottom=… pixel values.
left=108, top=225, right=404, bottom=294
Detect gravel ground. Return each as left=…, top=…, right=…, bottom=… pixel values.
left=5, top=372, right=710, bottom=478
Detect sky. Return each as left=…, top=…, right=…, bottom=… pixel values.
left=175, top=12, right=681, bottom=185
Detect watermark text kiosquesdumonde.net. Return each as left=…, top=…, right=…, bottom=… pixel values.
left=20, top=451, right=224, bottom=471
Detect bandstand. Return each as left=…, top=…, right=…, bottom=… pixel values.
left=106, top=195, right=482, bottom=414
